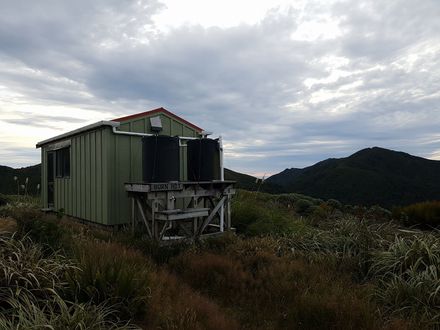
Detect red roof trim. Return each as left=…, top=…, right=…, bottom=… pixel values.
left=112, top=107, right=203, bottom=132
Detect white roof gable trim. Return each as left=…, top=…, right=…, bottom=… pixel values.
left=36, top=121, right=120, bottom=148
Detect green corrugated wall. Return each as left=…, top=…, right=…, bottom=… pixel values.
left=41, top=112, right=200, bottom=226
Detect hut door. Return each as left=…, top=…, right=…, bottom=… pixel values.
left=47, top=152, right=55, bottom=207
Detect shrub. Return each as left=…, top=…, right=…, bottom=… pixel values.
left=11, top=208, right=70, bottom=252
left=327, top=199, right=343, bottom=210
left=394, top=201, right=440, bottom=228
left=294, top=198, right=314, bottom=215
left=232, top=195, right=299, bottom=235
left=365, top=205, right=392, bottom=221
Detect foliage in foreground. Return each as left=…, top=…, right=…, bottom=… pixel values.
left=371, top=235, right=440, bottom=325
left=170, top=238, right=380, bottom=329
left=2, top=191, right=440, bottom=329
left=72, top=240, right=152, bottom=321
left=0, top=234, right=136, bottom=329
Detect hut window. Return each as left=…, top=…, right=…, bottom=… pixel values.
left=56, top=147, right=70, bottom=178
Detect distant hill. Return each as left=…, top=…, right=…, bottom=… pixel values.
left=0, top=164, right=41, bottom=195
left=224, top=168, right=257, bottom=190
left=266, top=147, right=440, bottom=207
left=224, top=168, right=283, bottom=193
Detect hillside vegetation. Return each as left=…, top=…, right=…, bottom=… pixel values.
left=1, top=192, right=440, bottom=329
left=266, top=147, right=440, bottom=207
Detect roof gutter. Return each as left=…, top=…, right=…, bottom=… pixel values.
left=111, top=126, right=201, bottom=141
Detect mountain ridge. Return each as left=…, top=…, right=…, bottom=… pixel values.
left=266, top=147, right=440, bottom=207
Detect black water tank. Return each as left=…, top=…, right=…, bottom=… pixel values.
left=187, top=138, right=220, bottom=181
left=142, top=136, right=180, bottom=182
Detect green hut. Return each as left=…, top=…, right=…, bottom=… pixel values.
left=36, top=107, right=205, bottom=226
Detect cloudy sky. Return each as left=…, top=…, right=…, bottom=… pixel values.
left=1, top=0, right=439, bottom=176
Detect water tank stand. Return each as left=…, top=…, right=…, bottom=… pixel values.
left=125, top=181, right=235, bottom=242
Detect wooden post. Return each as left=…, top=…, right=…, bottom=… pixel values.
left=131, top=197, right=135, bottom=234
left=136, top=198, right=152, bottom=238
left=226, top=194, right=232, bottom=230
left=193, top=196, right=198, bottom=236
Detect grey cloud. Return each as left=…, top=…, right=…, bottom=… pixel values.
left=0, top=0, right=439, bottom=174
left=2, top=114, right=85, bottom=129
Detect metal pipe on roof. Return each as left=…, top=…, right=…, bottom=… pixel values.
left=111, top=125, right=202, bottom=141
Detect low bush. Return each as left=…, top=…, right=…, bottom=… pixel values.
left=9, top=208, right=70, bottom=252
left=394, top=201, right=440, bottom=228
left=294, top=198, right=315, bottom=215
left=231, top=192, right=301, bottom=235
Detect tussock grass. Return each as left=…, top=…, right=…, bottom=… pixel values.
left=72, top=240, right=153, bottom=321
left=371, top=235, right=440, bottom=326
left=147, top=269, right=239, bottom=330
left=170, top=238, right=381, bottom=329
left=0, top=293, right=137, bottom=330
left=0, top=234, right=137, bottom=329
left=0, top=234, right=76, bottom=302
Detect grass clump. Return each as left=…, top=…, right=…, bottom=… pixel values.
left=0, top=234, right=76, bottom=303
left=72, top=240, right=152, bottom=321
left=0, top=234, right=136, bottom=329
left=371, top=234, right=440, bottom=326
left=0, top=294, right=136, bottom=330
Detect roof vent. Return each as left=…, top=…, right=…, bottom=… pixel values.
left=150, top=116, right=163, bottom=132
